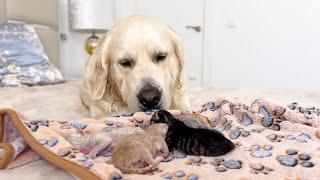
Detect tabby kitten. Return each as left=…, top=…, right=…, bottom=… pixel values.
left=150, top=110, right=235, bottom=156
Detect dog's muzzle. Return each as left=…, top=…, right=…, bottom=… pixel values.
left=137, top=83, right=162, bottom=111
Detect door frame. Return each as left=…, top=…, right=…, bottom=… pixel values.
left=202, top=0, right=214, bottom=86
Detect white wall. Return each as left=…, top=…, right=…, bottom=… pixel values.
left=207, top=0, right=320, bottom=91
left=60, top=0, right=320, bottom=91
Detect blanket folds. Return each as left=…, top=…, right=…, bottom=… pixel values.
left=0, top=98, right=320, bottom=179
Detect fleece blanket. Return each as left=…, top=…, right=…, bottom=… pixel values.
left=0, top=98, right=320, bottom=179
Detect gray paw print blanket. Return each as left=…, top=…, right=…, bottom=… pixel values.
left=0, top=98, right=319, bottom=179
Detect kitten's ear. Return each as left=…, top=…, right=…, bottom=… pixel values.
left=152, top=110, right=176, bottom=126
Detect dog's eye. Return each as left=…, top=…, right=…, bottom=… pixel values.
left=119, top=59, right=133, bottom=68
left=155, top=53, right=167, bottom=62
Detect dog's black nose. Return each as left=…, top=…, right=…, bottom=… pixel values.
left=137, top=85, right=162, bottom=110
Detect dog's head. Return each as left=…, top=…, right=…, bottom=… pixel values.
left=84, top=15, right=185, bottom=112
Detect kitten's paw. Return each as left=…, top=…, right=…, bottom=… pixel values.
left=157, top=149, right=169, bottom=158
left=162, top=155, right=173, bottom=162
left=80, top=147, right=91, bottom=155
left=132, top=160, right=149, bottom=168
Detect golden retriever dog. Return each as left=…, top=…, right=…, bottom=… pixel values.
left=81, top=15, right=190, bottom=117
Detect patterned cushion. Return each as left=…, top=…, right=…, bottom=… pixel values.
left=0, top=23, right=64, bottom=87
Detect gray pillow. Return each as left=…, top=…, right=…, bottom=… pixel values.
left=0, top=23, right=64, bottom=87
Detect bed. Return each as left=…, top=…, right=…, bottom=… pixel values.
left=1, top=0, right=320, bottom=179
left=1, top=80, right=320, bottom=180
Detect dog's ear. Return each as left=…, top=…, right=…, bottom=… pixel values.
left=167, top=28, right=190, bottom=109
left=84, top=33, right=112, bottom=100
left=168, top=28, right=184, bottom=89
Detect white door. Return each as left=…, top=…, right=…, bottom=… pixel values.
left=116, top=0, right=205, bottom=87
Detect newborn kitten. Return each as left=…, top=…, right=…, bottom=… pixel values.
left=111, top=123, right=169, bottom=174
left=151, top=110, right=235, bottom=156
left=67, top=127, right=143, bottom=159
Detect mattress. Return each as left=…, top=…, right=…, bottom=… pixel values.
left=1, top=79, right=320, bottom=179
